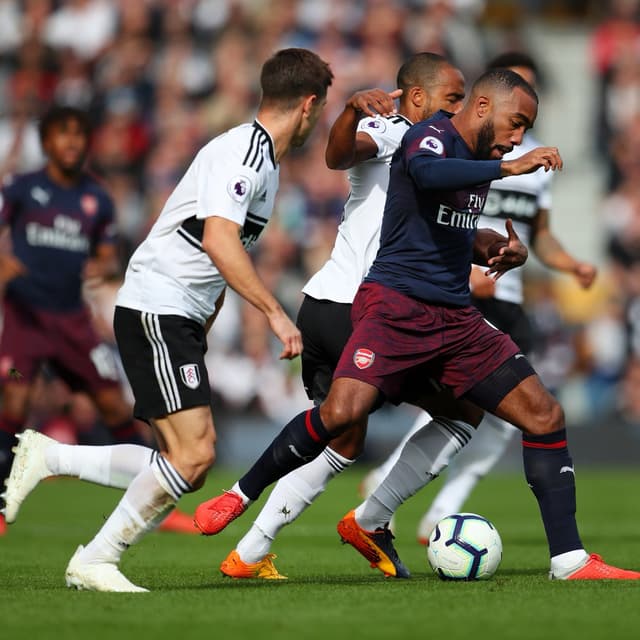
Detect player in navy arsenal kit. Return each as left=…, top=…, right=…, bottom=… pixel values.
left=201, top=68, right=640, bottom=580
left=408, top=52, right=597, bottom=544
left=0, top=106, right=150, bottom=532
left=2, top=49, right=333, bottom=592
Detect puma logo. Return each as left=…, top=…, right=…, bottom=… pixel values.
left=560, top=466, right=574, bottom=475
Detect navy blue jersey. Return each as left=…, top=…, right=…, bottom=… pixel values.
left=0, top=169, right=117, bottom=311
left=366, top=111, right=502, bottom=306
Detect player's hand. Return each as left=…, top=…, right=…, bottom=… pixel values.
left=573, top=261, right=597, bottom=289
left=346, top=88, right=403, bottom=118
left=486, top=219, right=528, bottom=280
left=501, top=147, right=563, bottom=176
left=266, top=310, right=303, bottom=360
left=470, top=266, right=495, bottom=298
left=0, top=253, right=27, bottom=284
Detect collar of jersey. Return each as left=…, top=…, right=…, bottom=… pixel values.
left=253, top=118, right=277, bottom=168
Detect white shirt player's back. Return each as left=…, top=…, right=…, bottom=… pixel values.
left=117, top=120, right=279, bottom=324
left=478, top=133, right=553, bottom=304
left=303, top=114, right=412, bottom=303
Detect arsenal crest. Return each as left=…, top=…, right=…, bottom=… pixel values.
left=81, top=194, right=98, bottom=216
left=179, top=364, right=201, bottom=389
left=353, top=348, right=375, bottom=370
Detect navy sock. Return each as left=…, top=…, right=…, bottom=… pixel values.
left=522, top=429, right=583, bottom=557
left=239, top=407, right=332, bottom=501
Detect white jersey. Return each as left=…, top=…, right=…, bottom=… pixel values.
left=477, top=133, right=553, bottom=304
left=302, top=114, right=412, bottom=303
left=117, top=120, right=278, bottom=324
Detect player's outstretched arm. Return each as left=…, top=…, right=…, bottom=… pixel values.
left=531, top=208, right=597, bottom=289
left=501, top=146, right=563, bottom=176
left=326, top=88, right=402, bottom=170
left=202, top=216, right=302, bottom=359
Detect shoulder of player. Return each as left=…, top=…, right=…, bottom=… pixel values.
left=3, top=169, right=40, bottom=188
left=406, top=112, right=452, bottom=140
left=358, top=113, right=411, bottom=135
left=200, top=121, right=276, bottom=173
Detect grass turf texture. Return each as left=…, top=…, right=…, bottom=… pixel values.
left=1, top=468, right=639, bottom=640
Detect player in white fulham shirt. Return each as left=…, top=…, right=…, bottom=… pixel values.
left=2, top=48, right=333, bottom=592
left=201, top=53, right=495, bottom=579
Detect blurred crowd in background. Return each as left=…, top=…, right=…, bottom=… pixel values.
left=1, top=0, right=640, bottom=455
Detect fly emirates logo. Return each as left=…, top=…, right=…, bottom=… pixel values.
left=436, top=194, right=485, bottom=229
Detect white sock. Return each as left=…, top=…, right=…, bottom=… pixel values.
left=230, top=481, right=253, bottom=506
left=374, top=410, right=430, bottom=480
left=237, top=447, right=354, bottom=563
left=44, top=443, right=153, bottom=489
left=550, top=549, right=589, bottom=577
left=355, top=418, right=473, bottom=530
left=78, top=453, right=192, bottom=565
left=417, top=413, right=517, bottom=539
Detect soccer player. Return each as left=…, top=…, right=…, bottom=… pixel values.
left=363, top=52, right=599, bottom=546
left=0, top=106, right=175, bottom=532
left=2, top=48, right=334, bottom=592
left=196, top=68, right=640, bottom=580
left=0, top=105, right=196, bottom=537
left=201, top=53, right=486, bottom=579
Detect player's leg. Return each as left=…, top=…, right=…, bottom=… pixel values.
left=64, top=308, right=216, bottom=591
left=416, top=412, right=517, bottom=543
left=65, top=308, right=197, bottom=533
left=468, top=355, right=640, bottom=580
left=337, top=393, right=481, bottom=577
left=197, top=376, right=376, bottom=536
left=0, top=299, right=45, bottom=491
left=229, top=426, right=362, bottom=567
left=67, top=406, right=215, bottom=587
left=359, top=409, right=429, bottom=502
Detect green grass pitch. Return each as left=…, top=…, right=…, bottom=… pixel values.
left=1, top=467, right=639, bottom=640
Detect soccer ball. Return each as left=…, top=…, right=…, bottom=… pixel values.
left=427, top=513, right=502, bottom=580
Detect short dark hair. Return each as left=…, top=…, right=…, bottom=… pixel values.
left=260, top=48, right=333, bottom=108
left=487, top=51, right=539, bottom=78
left=471, top=68, right=538, bottom=104
left=38, top=105, right=91, bottom=144
left=396, top=52, right=450, bottom=93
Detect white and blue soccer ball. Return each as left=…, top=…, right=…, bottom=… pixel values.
left=427, top=513, right=502, bottom=580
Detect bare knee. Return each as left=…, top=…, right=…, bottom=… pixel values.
left=329, top=422, right=367, bottom=459
left=320, top=399, right=367, bottom=436
left=522, top=397, right=565, bottom=436
left=171, top=433, right=216, bottom=490
left=319, top=380, right=377, bottom=435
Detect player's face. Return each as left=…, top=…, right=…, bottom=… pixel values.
left=424, top=66, right=466, bottom=118
left=43, top=118, right=88, bottom=173
left=476, top=87, right=537, bottom=160
left=291, top=96, right=327, bottom=148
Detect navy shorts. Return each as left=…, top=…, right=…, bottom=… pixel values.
left=334, top=282, right=520, bottom=404
left=113, top=306, right=211, bottom=421
left=0, top=297, right=120, bottom=393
